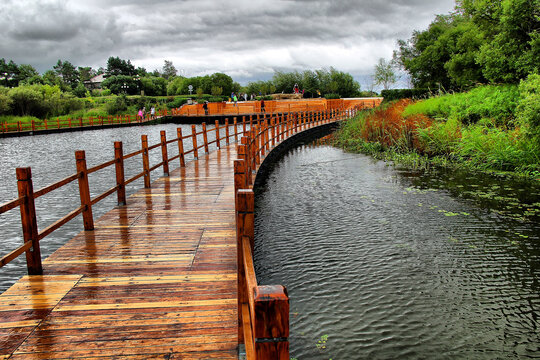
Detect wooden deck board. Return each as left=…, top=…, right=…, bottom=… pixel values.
left=0, top=146, right=239, bottom=359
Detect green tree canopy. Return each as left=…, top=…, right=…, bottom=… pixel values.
left=394, top=0, right=539, bottom=90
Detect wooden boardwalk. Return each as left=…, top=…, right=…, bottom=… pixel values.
left=0, top=146, right=240, bottom=359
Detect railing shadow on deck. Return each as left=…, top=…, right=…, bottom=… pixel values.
left=0, top=104, right=364, bottom=360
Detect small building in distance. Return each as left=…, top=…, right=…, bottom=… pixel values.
left=84, top=74, right=105, bottom=90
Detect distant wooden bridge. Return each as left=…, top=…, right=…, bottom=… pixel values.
left=0, top=102, right=372, bottom=359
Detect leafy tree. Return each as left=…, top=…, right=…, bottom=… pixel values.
left=474, top=0, right=540, bottom=83
left=102, top=75, right=139, bottom=95
left=209, top=73, right=234, bottom=95
left=106, top=56, right=136, bottom=77
left=42, top=70, right=64, bottom=88
left=53, top=60, right=80, bottom=89
left=16, top=64, right=39, bottom=84
left=140, top=76, right=167, bottom=96
left=72, top=83, right=87, bottom=98
left=0, top=58, right=19, bottom=87
left=272, top=70, right=303, bottom=93
left=374, top=58, right=397, bottom=90
left=196, top=87, right=204, bottom=98
left=329, top=68, right=360, bottom=97
left=0, top=87, right=13, bottom=114
left=162, top=60, right=177, bottom=80
left=78, top=67, right=96, bottom=82
left=302, top=70, right=319, bottom=97
left=395, top=0, right=539, bottom=89
left=8, top=85, right=44, bottom=116
left=211, top=86, right=223, bottom=96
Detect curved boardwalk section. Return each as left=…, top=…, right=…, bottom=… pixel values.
left=0, top=147, right=239, bottom=359
left=0, top=104, right=367, bottom=359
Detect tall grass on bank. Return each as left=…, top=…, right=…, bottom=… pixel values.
left=335, top=84, right=540, bottom=177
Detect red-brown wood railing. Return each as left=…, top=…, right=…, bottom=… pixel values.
left=0, top=98, right=381, bottom=134
left=233, top=106, right=359, bottom=359
left=0, top=106, right=361, bottom=360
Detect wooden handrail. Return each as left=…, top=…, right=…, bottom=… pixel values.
left=0, top=107, right=361, bottom=358
left=232, top=106, right=362, bottom=359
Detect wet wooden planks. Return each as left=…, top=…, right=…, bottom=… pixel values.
left=0, top=146, right=239, bottom=359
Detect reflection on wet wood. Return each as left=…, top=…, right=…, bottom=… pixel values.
left=0, top=147, right=238, bottom=359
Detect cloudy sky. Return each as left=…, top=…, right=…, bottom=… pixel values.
left=0, top=0, right=456, bottom=87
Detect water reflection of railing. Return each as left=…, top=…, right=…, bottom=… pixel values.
left=233, top=107, right=360, bottom=359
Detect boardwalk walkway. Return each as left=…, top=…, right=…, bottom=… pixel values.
left=1, top=146, right=239, bottom=359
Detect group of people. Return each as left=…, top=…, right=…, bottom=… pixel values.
left=230, top=92, right=257, bottom=106
left=137, top=106, right=156, bottom=121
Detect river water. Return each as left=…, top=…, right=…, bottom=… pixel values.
left=254, top=140, right=540, bottom=359
left=0, top=123, right=230, bottom=291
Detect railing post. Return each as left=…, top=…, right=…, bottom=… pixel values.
left=265, top=120, right=270, bottom=152
left=271, top=118, right=276, bottom=147
left=31, top=119, right=35, bottom=132
left=254, top=285, right=290, bottom=359
left=191, top=125, right=199, bottom=160
left=44, top=119, right=48, bottom=130
left=225, top=118, right=230, bottom=146
left=16, top=167, right=43, bottom=275
left=241, top=136, right=252, bottom=184
left=141, top=135, right=151, bottom=187
left=255, top=126, right=260, bottom=165
left=75, top=150, right=94, bottom=230
left=236, top=189, right=254, bottom=344
left=215, top=120, right=221, bottom=149
left=243, top=116, right=246, bottom=136
left=177, top=128, right=186, bottom=167
left=202, top=122, right=209, bottom=154
left=233, top=117, right=238, bottom=143
left=114, top=142, right=126, bottom=206
left=160, top=130, right=169, bottom=176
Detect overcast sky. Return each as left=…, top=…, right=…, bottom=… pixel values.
left=0, top=0, right=456, bottom=87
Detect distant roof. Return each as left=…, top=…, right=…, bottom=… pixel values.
left=86, top=74, right=105, bottom=83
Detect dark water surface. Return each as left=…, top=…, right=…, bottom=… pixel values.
left=254, top=142, right=540, bottom=359
left=0, top=123, right=232, bottom=291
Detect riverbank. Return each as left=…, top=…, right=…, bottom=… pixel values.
left=334, top=78, right=540, bottom=181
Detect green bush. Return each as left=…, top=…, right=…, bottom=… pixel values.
left=516, top=74, right=540, bottom=145
left=324, top=93, right=341, bottom=99
left=380, top=89, right=431, bottom=101
left=403, top=85, right=519, bottom=126
left=105, top=95, right=128, bottom=115
left=166, top=97, right=189, bottom=109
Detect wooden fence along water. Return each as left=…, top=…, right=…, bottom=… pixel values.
left=0, top=105, right=363, bottom=359
left=0, top=98, right=381, bottom=134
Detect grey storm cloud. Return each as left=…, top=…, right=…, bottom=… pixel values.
left=0, top=0, right=455, bottom=85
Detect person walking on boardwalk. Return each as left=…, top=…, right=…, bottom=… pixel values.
left=203, top=101, right=208, bottom=115
left=138, top=108, right=143, bottom=121
left=233, top=94, right=238, bottom=107
left=261, top=99, right=265, bottom=113
left=150, top=106, right=156, bottom=119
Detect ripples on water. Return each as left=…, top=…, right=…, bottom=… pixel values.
left=0, top=123, right=235, bottom=291
left=254, top=142, right=540, bottom=359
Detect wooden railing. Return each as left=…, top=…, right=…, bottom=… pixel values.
left=0, top=111, right=170, bottom=133
left=0, top=105, right=361, bottom=360
left=1, top=98, right=381, bottom=134
left=0, top=117, right=256, bottom=272
left=233, top=107, right=360, bottom=359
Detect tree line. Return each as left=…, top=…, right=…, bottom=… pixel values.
left=393, top=0, right=539, bottom=91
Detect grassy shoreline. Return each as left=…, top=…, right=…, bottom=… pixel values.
left=333, top=79, right=540, bottom=182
